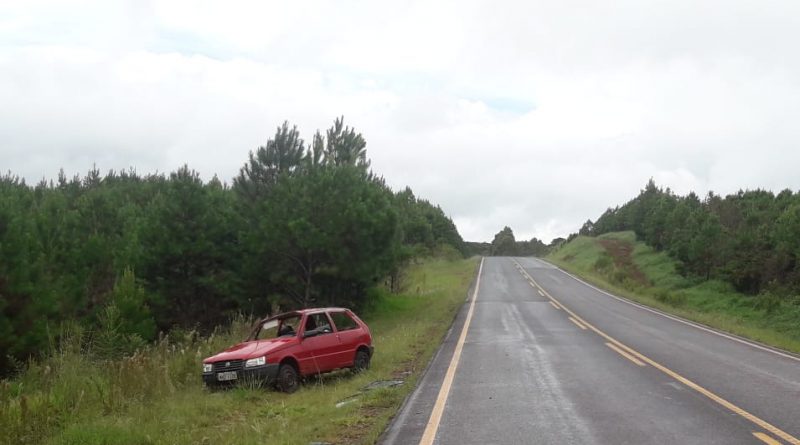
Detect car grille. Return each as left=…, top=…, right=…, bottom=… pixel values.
left=211, top=359, right=244, bottom=373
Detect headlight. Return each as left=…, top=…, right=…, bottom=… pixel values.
left=203, top=363, right=213, bottom=373
left=245, top=356, right=266, bottom=367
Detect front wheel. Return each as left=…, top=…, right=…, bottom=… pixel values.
left=276, top=364, right=300, bottom=393
left=353, top=349, right=370, bottom=373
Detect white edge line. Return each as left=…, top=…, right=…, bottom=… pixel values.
left=538, top=258, right=800, bottom=363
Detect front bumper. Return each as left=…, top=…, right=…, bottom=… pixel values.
left=202, top=363, right=279, bottom=387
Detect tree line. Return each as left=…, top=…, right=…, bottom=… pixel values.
left=0, top=118, right=465, bottom=375
left=466, top=226, right=550, bottom=257
left=581, top=179, right=800, bottom=298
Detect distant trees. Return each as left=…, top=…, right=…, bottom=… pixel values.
left=490, top=226, right=517, bottom=256
left=0, top=117, right=465, bottom=376
left=520, top=237, right=550, bottom=256
left=590, top=179, right=800, bottom=298
left=483, top=227, right=549, bottom=257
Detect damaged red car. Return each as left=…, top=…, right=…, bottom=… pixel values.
left=202, top=308, right=373, bottom=393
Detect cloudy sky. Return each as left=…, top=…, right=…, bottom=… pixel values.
left=2, top=1, right=800, bottom=242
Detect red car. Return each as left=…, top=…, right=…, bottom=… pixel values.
left=202, top=307, right=373, bottom=392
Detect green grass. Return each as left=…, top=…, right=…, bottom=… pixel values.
left=548, top=232, right=800, bottom=354
left=1, top=257, right=479, bottom=445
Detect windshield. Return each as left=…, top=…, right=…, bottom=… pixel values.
left=253, top=315, right=301, bottom=340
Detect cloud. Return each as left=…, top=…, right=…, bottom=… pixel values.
left=2, top=0, right=800, bottom=243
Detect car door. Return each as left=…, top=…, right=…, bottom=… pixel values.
left=329, top=310, right=361, bottom=367
left=298, top=312, right=341, bottom=375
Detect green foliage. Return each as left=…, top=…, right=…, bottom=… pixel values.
left=653, top=289, right=688, bottom=307
left=93, top=304, right=147, bottom=360
left=256, top=166, right=399, bottom=307
left=490, top=226, right=517, bottom=256
left=92, top=279, right=153, bottom=358
left=590, top=179, right=800, bottom=300
left=0, top=118, right=465, bottom=377
left=754, top=291, right=782, bottom=314
left=482, top=226, right=549, bottom=257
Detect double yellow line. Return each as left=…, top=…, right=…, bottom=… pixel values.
left=512, top=259, right=799, bottom=445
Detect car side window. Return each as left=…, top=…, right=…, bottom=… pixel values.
left=305, top=313, right=332, bottom=335
left=330, top=312, right=358, bottom=332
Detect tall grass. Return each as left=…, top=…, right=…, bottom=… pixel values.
left=1, top=257, right=478, bottom=445
left=548, top=232, right=800, bottom=354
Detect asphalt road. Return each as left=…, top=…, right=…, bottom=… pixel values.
left=380, top=257, right=800, bottom=445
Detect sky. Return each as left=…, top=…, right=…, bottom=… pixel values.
left=2, top=1, right=800, bottom=242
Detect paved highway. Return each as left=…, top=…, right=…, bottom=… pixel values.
left=380, top=257, right=800, bottom=445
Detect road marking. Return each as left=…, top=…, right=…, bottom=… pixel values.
left=419, top=257, right=484, bottom=445
left=543, top=259, right=800, bottom=364
left=606, top=342, right=646, bottom=366
left=537, top=289, right=545, bottom=297
left=569, top=317, right=587, bottom=330
left=753, top=432, right=783, bottom=445
left=529, top=282, right=537, bottom=289
left=549, top=301, right=560, bottom=310
left=512, top=259, right=800, bottom=445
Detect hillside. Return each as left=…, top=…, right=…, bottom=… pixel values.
left=548, top=231, right=800, bottom=354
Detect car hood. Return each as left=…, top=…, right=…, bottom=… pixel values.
left=204, top=337, right=296, bottom=363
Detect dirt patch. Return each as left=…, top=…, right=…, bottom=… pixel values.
left=597, top=239, right=650, bottom=286
left=562, top=253, right=576, bottom=262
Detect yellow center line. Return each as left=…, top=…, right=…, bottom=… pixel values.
left=569, top=316, right=587, bottom=330
left=418, top=257, right=484, bottom=445
left=512, top=259, right=800, bottom=445
left=606, top=342, right=646, bottom=366
left=754, top=432, right=783, bottom=445
left=549, top=301, right=560, bottom=310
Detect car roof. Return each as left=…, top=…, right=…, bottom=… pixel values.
left=263, top=307, right=350, bottom=322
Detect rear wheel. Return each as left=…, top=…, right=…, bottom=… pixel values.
left=276, top=363, right=300, bottom=393
left=353, top=349, right=370, bottom=373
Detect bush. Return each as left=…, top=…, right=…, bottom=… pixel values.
left=594, top=254, right=613, bottom=272
left=654, top=289, right=688, bottom=307
left=611, top=270, right=628, bottom=286
left=754, top=291, right=782, bottom=314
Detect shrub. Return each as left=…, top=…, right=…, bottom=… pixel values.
left=754, top=291, right=782, bottom=314
left=654, top=289, right=687, bottom=307
left=594, top=254, right=613, bottom=272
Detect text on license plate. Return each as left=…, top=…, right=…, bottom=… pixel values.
left=217, top=371, right=238, bottom=381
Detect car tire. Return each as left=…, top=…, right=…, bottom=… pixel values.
left=276, top=364, right=300, bottom=393
left=353, top=349, right=370, bottom=373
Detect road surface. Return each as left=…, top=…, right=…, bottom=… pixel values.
left=380, top=257, right=800, bottom=445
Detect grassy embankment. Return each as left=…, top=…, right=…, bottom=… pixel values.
left=547, top=231, right=800, bottom=354
left=1, top=257, right=478, bottom=445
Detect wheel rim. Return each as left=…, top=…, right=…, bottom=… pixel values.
left=282, top=368, right=298, bottom=391
left=356, top=352, right=368, bottom=370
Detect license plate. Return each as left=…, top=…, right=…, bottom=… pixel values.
left=217, top=371, right=238, bottom=381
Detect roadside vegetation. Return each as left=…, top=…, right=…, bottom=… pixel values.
left=1, top=257, right=478, bottom=445
left=548, top=231, right=800, bottom=354
left=580, top=179, right=800, bottom=304
left=0, top=117, right=465, bottom=378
